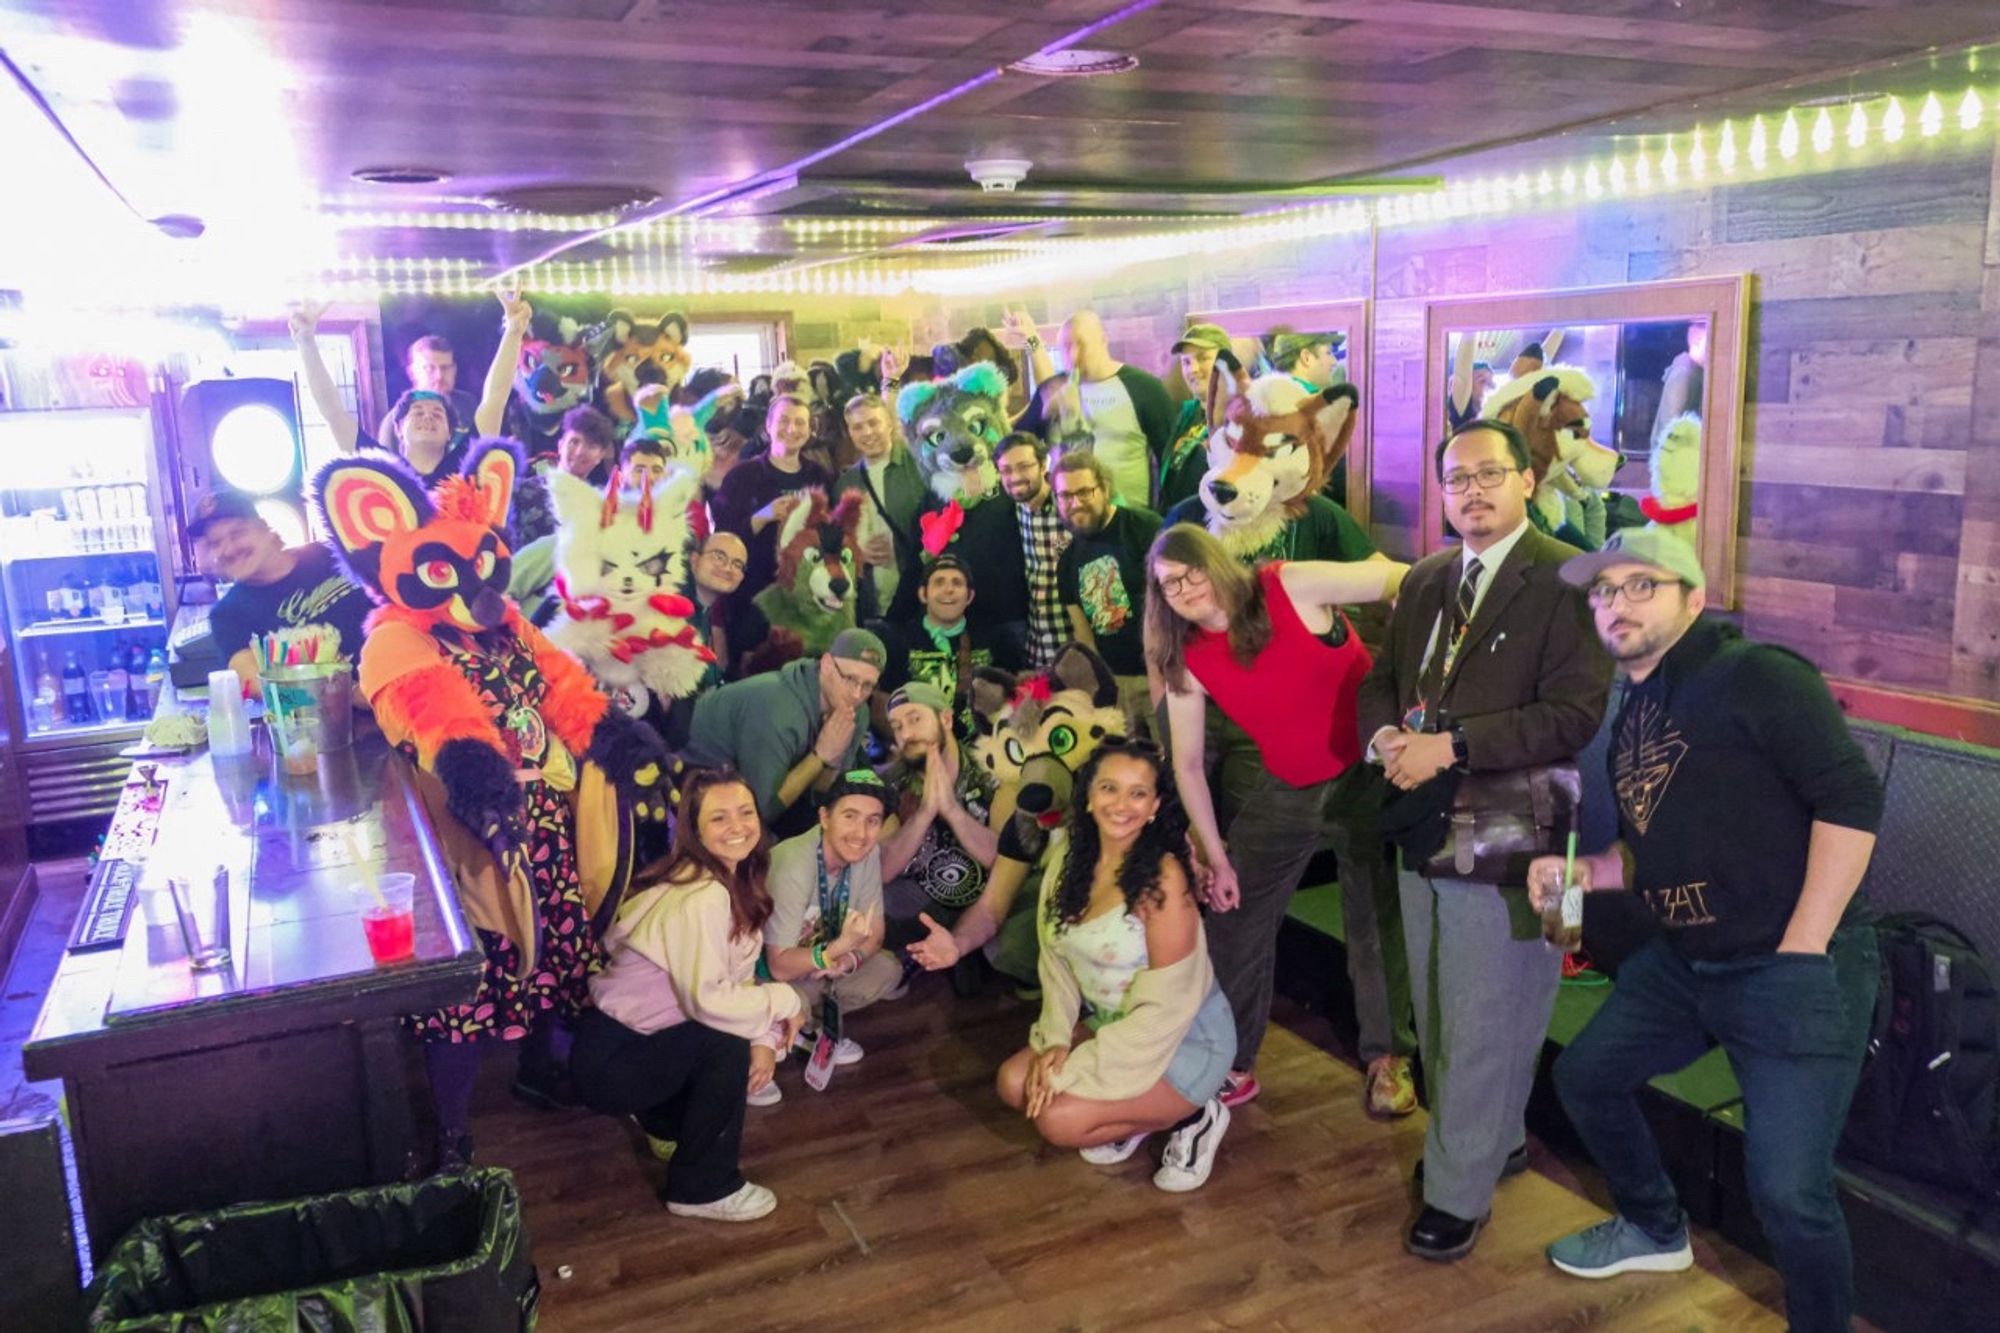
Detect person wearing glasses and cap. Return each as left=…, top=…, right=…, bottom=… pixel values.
left=1531, top=528, right=1880, bottom=1332
left=684, top=628, right=885, bottom=839
left=1270, top=330, right=1348, bottom=507
left=1158, top=323, right=1233, bottom=514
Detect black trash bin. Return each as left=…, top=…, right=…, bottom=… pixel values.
left=85, top=1167, right=539, bottom=1332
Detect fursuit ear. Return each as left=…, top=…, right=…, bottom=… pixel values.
left=1204, top=349, right=1244, bottom=431
left=462, top=437, right=523, bottom=528
left=954, top=361, right=1008, bottom=402
left=896, top=380, right=940, bottom=437
left=968, top=667, right=1017, bottom=734
left=1313, top=383, right=1361, bottom=467
left=652, top=465, right=702, bottom=524
left=1048, top=642, right=1118, bottom=708
left=313, top=454, right=432, bottom=570
left=829, top=488, right=866, bottom=536
left=548, top=469, right=604, bottom=532
left=1531, top=374, right=1561, bottom=404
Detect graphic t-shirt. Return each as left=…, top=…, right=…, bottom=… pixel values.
left=208, top=544, right=376, bottom=664
left=1057, top=504, right=1162, bottom=675
left=882, top=754, right=995, bottom=909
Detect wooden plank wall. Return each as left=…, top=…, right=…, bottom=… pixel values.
left=927, top=136, right=2000, bottom=707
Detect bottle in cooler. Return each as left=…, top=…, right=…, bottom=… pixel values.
left=107, top=650, right=130, bottom=719
left=60, top=574, right=86, bottom=618
left=62, top=651, right=93, bottom=724
left=32, top=653, right=59, bottom=729
left=145, top=648, right=167, bottom=712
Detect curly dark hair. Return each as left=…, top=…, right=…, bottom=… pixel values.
left=1048, top=738, right=1191, bottom=930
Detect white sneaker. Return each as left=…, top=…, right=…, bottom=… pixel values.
left=666, top=1181, right=777, bottom=1222
left=747, top=1079, right=783, bottom=1107
left=1079, top=1132, right=1148, bottom=1165
left=831, top=1037, right=864, bottom=1066
left=1153, top=1099, right=1230, bottom=1193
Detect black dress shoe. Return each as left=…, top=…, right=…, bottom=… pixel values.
left=1405, top=1204, right=1487, bottom=1262
left=1413, top=1142, right=1529, bottom=1187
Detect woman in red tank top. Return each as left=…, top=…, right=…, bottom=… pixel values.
left=1143, top=523, right=1407, bottom=1101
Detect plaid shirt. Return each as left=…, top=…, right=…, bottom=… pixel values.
left=1016, top=493, right=1071, bottom=670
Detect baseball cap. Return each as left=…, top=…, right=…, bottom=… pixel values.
left=924, top=552, right=975, bottom=589
left=1269, top=331, right=1342, bottom=367
left=827, top=627, right=887, bottom=670
left=1171, top=323, right=1232, bottom=355
left=186, top=490, right=264, bottom=539
left=821, top=767, right=893, bottom=816
left=886, top=680, right=952, bottom=715
left=1559, top=527, right=1706, bottom=591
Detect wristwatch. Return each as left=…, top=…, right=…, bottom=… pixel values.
left=1023, top=333, right=1043, bottom=351
left=1449, top=725, right=1470, bottom=770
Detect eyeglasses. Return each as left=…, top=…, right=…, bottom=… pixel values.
left=1157, top=568, right=1208, bottom=597
left=830, top=659, right=879, bottom=694
left=1440, top=465, right=1522, bottom=495
left=1587, top=575, right=1682, bottom=607
left=701, top=549, right=748, bottom=573
left=1055, top=483, right=1102, bottom=504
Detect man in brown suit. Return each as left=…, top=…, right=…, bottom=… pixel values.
left=1357, top=418, right=1612, bottom=1261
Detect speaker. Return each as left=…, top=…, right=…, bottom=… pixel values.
left=176, top=377, right=308, bottom=544
left=0, top=1110, right=85, bottom=1331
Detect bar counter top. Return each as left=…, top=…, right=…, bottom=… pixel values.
left=26, top=726, right=482, bottom=1077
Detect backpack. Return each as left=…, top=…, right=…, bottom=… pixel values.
left=1838, top=912, right=2000, bottom=1202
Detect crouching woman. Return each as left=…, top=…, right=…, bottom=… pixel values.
left=996, top=738, right=1236, bottom=1191
left=571, top=767, right=805, bottom=1222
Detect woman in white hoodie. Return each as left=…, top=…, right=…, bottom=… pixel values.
left=572, top=767, right=805, bottom=1222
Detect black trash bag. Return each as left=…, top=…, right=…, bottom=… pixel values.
left=85, top=1167, right=539, bottom=1332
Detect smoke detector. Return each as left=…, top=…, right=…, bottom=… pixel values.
left=966, top=157, right=1032, bottom=193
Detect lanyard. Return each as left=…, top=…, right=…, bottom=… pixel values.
left=815, top=842, right=852, bottom=941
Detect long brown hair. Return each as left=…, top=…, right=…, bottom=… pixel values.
left=1142, top=522, right=1271, bottom=693
left=641, top=766, right=773, bottom=939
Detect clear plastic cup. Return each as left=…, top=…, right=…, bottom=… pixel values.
left=354, top=872, right=416, bottom=964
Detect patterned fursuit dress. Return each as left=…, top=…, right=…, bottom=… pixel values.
left=407, top=628, right=601, bottom=1044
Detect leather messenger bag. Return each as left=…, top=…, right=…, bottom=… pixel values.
left=1382, top=763, right=1581, bottom=886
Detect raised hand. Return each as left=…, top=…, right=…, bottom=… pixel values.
left=288, top=299, right=331, bottom=343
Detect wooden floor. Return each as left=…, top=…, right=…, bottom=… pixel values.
left=471, top=980, right=1795, bottom=1333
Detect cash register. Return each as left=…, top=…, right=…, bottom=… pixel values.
left=167, top=575, right=223, bottom=689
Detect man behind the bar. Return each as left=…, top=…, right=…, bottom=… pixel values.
left=1357, top=418, right=1611, bottom=1262
left=191, top=490, right=373, bottom=692
left=1533, top=528, right=1880, bottom=1333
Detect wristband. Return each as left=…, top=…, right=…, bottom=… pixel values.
left=1023, top=334, right=1042, bottom=351
left=812, top=943, right=828, bottom=971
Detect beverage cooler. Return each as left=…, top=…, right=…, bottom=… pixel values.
left=0, top=407, right=177, bottom=824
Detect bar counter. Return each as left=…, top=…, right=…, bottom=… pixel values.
left=24, top=721, right=483, bottom=1253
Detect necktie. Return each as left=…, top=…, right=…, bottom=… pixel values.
left=1455, top=557, right=1483, bottom=633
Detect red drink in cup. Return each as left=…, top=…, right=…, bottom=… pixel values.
left=355, top=871, right=416, bottom=964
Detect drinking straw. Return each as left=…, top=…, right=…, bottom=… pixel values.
left=1563, top=829, right=1578, bottom=891
left=349, top=826, right=389, bottom=912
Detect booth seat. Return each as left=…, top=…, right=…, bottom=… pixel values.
left=1275, top=719, right=2000, bottom=1332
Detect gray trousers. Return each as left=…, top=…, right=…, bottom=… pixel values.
left=1198, top=705, right=1414, bottom=1072
left=1400, top=867, right=1561, bottom=1220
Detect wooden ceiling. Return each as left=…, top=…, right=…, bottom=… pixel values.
left=5, top=0, right=1998, bottom=282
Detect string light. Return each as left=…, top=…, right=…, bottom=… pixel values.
left=1778, top=109, right=1801, bottom=159
left=1811, top=107, right=1834, bottom=154
left=1959, top=88, right=1984, bottom=131
left=1883, top=96, right=1906, bottom=142
left=1747, top=115, right=1769, bottom=168
left=1919, top=91, right=1944, bottom=136
left=1846, top=101, right=1868, bottom=148
left=1718, top=120, right=1739, bottom=172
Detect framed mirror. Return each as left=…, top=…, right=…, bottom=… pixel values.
left=1420, top=276, right=1749, bottom=604
left=1190, top=298, right=1372, bottom=529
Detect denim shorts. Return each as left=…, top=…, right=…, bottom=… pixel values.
left=1164, top=984, right=1238, bottom=1105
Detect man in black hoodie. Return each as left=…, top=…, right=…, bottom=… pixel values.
left=1532, top=528, right=1881, bottom=1333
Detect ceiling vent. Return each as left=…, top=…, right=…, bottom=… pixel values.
left=350, top=166, right=452, bottom=186
left=1008, top=49, right=1139, bottom=78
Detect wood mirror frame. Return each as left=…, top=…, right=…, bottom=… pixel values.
left=1190, top=298, right=1373, bottom=530
left=1419, top=275, right=1749, bottom=605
